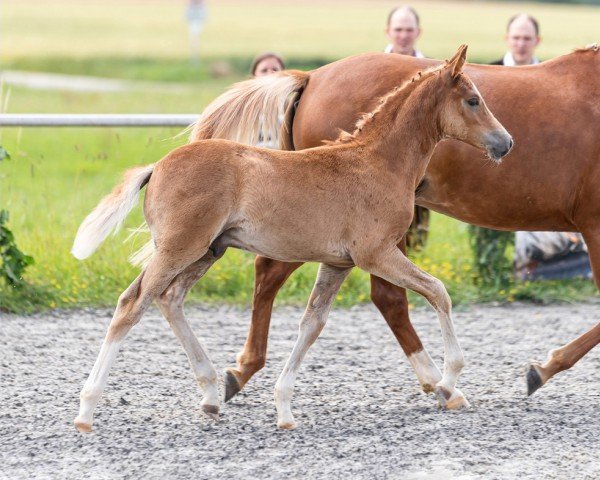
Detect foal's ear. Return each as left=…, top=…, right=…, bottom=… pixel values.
left=449, top=44, right=468, bottom=79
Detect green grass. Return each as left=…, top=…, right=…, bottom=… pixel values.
left=2, top=0, right=599, bottom=80
left=0, top=0, right=598, bottom=312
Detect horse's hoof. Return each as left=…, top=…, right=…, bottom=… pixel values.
left=202, top=404, right=220, bottom=421
left=224, top=369, right=242, bottom=403
left=277, top=420, right=297, bottom=430
left=526, top=363, right=544, bottom=396
left=434, top=386, right=469, bottom=410
left=74, top=418, right=92, bottom=433
left=445, top=388, right=470, bottom=410
left=434, top=385, right=451, bottom=408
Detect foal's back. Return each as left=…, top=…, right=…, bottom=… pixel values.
left=145, top=139, right=408, bottom=265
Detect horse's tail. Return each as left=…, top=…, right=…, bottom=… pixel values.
left=72, top=164, right=155, bottom=260
left=189, top=70, right=309, bottom=146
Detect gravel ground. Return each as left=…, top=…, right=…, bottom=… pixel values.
left=1, top=302, right=599, bottom=479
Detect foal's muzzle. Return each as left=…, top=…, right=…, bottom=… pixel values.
left=484, top=131, right=514, bottom=163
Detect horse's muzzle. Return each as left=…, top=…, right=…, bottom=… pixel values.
left=485, top=131, right=513, bottom=163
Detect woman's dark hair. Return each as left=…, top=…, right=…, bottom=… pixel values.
left=250, top=52, right=285, bottom=76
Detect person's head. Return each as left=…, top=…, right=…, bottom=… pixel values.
left=250, top=53, right=285, bottom=77
left=505, top=14, right=540, bottom=65
left=385, top=6, right=421, bottom=56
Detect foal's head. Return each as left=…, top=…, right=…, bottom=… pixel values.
left=438, top=45, right=513, bottom=162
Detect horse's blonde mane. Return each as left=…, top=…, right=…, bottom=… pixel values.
left=328, top=63, right=447, bottom=145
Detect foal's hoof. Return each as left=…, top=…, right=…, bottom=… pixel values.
left=74, top=418, right=93, bottom=433
left=277, top=419, right=297, bottom=430
left=435, top=386, right=470, bottom=410
left=526, top=363, right=544, bottom=396
left=224, top=369, right=242, bottom=403
left=202, top=404, right=220, bottom=421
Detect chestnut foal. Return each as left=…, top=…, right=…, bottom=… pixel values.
left=72, top=46, right=512, bottom=431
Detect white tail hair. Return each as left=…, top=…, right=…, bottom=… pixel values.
left=72, top=164, right=155, bottom=260
left=189, top=70, right=309, bottom=146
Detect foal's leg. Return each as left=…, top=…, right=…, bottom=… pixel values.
left=371, top=276, right=459, bottom=396
left=224, top=256, right=303, bottom=401
left=155, top=252, right=222, bottom=419
left=74, top=252, right=192, bottom=432
left=370, top=238, right=445, bottom=395
left=526, top=228, right=600, bottom=395
left=274, top=264, right=351, bottom=429
left=358, top=248, right=468, bottom=409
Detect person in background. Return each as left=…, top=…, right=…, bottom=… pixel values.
left=384, top=6, right=424, bottom=58
left=250, top=53, right=286, bottom=148
left=186, top=0, right=207, bottom=64
left=487, top=14, right=591, bottom=280
left=491, top=14, right=540, bottom=66
left=384, top=6, right=428, bottom=249
left=251, top=52, right=285, bottom=77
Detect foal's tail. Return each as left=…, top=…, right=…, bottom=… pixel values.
left=71, top=164, right=155, bottom=260
left=189, top=70, right=309, bottom=146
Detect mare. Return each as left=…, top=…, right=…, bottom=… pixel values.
left=72, top=46, right=512, bottom=432
left=191, top=44, right=600, bottom=400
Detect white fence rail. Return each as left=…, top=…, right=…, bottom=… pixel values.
left=0, top=114, right=199, bottom=127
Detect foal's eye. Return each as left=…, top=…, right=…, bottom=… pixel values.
left=467, top=97, right=480, bottom=107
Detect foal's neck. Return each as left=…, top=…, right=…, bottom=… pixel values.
left=351, top=71, right=444, bottom=180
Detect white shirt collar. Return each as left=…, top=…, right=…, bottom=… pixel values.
left=384, top=44, right=425, bottom=58
left=502, top=51, right=539, bottom=66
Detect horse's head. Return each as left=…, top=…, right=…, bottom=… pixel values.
left=439, top=45, right=513, bottom=163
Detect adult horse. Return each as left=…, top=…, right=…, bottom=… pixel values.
left=191, top=44, right=600, bottom=401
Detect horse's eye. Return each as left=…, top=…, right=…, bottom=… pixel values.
left=467, top=97, right=480, bottom=107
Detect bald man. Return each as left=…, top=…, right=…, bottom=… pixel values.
left=384, top=6, right=424, bottom=58
left=492, top=14, right=540, bottom=66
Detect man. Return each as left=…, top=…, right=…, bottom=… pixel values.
left=491, top=13, right=540, bottom=66
left=384, top=6, right=428, bottom=248
left=488, top=14, right=592, bottom=280
left=384, top=6, right=424, bottom=58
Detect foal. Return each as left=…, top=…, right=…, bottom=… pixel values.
left=72, top=45, right=512, bottom=431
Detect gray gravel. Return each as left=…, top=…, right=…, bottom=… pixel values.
left=1, top=302, right=599, bottom=479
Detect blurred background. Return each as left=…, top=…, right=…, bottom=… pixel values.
left=0, top=0, right=598, bottom=312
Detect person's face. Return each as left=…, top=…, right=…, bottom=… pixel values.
left=386, top=11, right=421, bottom=55
left=254, top=57, right=283, bottom=77
left=505, top=18, right=540, bottom=65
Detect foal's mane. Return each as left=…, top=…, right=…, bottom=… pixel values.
left=329, top=63, right=446, bottom=145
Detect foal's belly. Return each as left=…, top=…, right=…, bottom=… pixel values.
left=220, top=226, right=355, bottom=267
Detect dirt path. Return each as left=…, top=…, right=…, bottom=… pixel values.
left=1, top=302, right=598, bottom=479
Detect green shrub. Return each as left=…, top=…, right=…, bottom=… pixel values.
left=0, top=147, right=34, bottom=288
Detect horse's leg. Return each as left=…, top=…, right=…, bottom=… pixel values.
left=74, top=251, right=195, bottom=432
left=358, top=248, right=468, bottom=410
left=155, top=251, right=223, bottom=419
left=526, top=228, right=600, bottom=395
left=275, top=264, right=351, bottom=429
left=370, top=237, right=444, bottom=394
left=224, top=256, right=303, bottom=401
left=371, top=276, right=469, bottom=400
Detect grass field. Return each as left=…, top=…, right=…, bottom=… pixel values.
left=0, top=0, right=598, bottom=312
